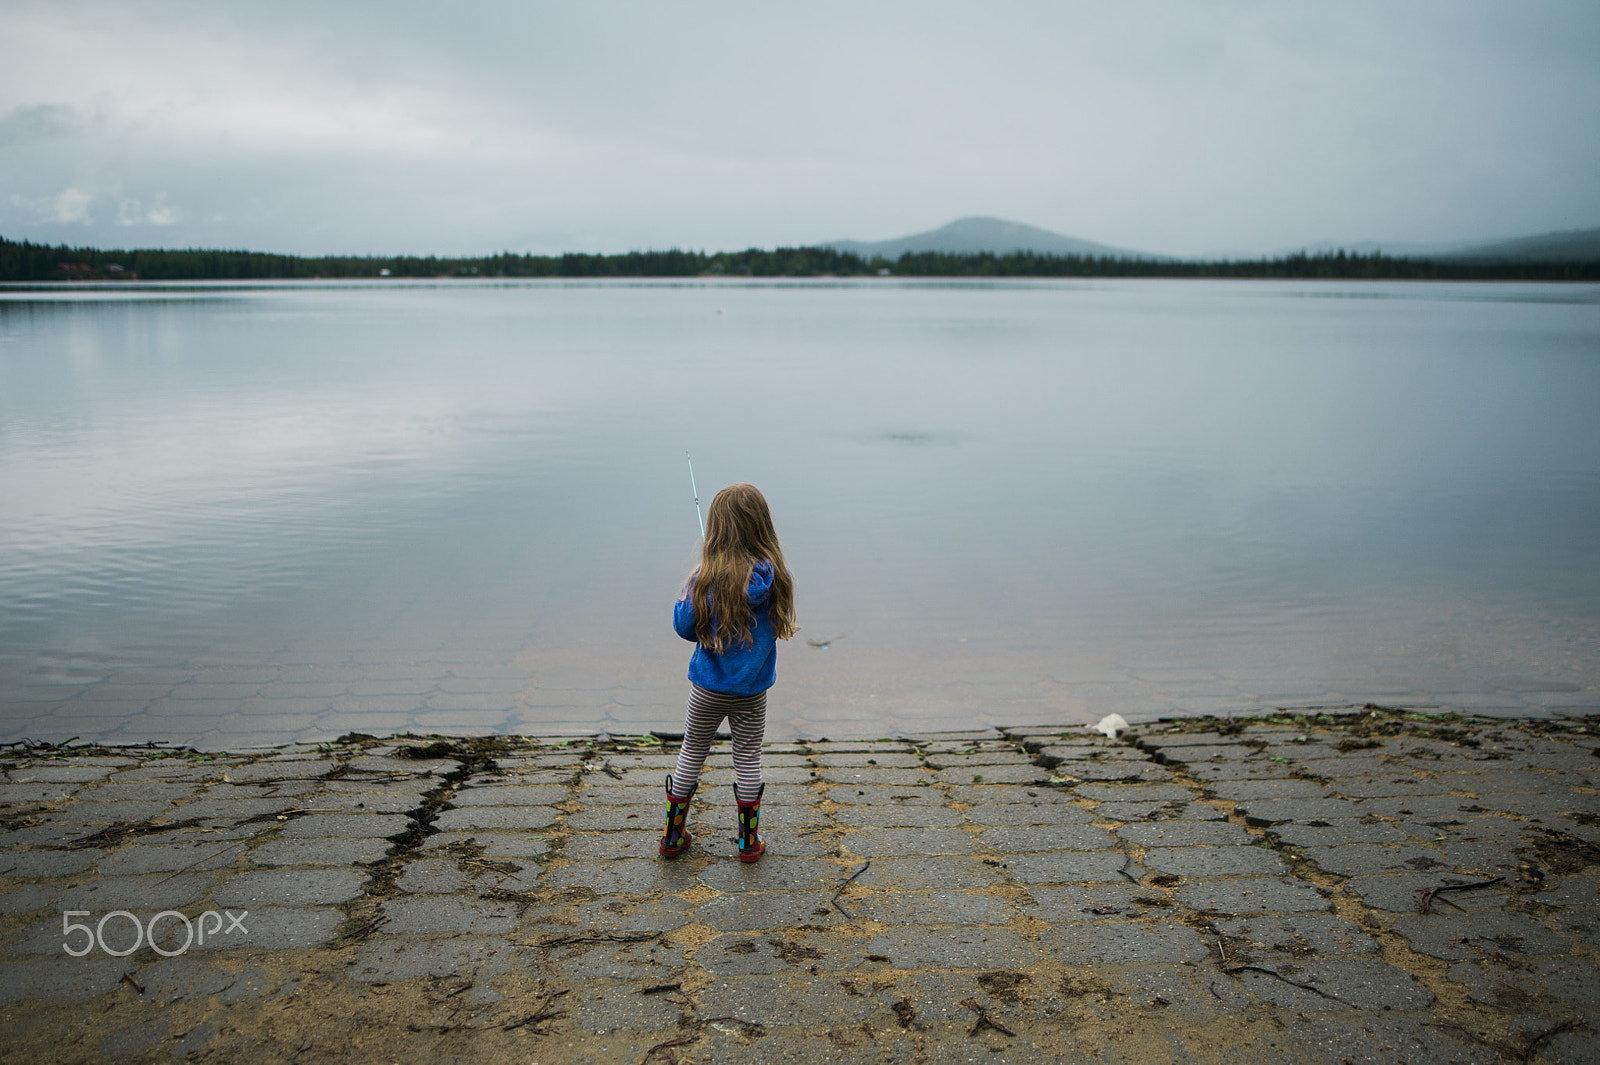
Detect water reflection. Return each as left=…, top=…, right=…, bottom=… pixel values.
left=0, top=279, right=1596, bottom=747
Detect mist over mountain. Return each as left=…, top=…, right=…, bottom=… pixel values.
left=825, top=217, right=1600, bottom=265
left=822, top=217, right=1170, bottom=261
left=1268, top=228, right=1600, bottom=263
left=1439, top=228, right=1600, bottom=263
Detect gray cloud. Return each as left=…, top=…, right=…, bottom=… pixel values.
left=1, top=1, right=1596, bottom=256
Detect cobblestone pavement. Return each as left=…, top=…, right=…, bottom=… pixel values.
left=2, top=709, right=1597, bottom=1064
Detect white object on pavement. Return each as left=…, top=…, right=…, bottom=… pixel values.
left=1092, top=713, right=1129, bottom=738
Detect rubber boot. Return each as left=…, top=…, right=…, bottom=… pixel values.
left=735, top=782, right=766, bottom=863
left=659, top=774, right=696, bottom=858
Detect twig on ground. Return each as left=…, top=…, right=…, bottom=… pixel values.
left=534, top=930, right=661, bottom=948
left=343, top=914, right=389, bottom=941
left=640, top=982, right=681, bottom=995
left=120, top=972, right=144, bottom=994
left=832, top=860, right=870, bottom=919
left=1522, top=1019, right=1584, bottom=1062
left=502, top=989, right=570, bottom=1031
left=1222, top=965, right=1356, bottom=1007
left=478, top=886, right=539, bottom=914
left=71, top=817, right=208, bottom=848
left=961, top=998, right=1016, bottom=1037
left=1418, top=876, right=1504, bottom=915
left=154, top=838, right=251, bottom=884
left=1118, top=841, right=1142, bottom=884
left=640, top=1034, right=698, bottom=1063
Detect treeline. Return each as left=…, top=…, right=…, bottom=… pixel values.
left=886, top=249, right=1600, bottom=281
left=2, top=235, right=1596, bottom=282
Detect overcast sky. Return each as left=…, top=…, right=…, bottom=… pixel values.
left=3, top=1, right=1597, bottom=258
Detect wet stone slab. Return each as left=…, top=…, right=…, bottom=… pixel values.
left=1206, top=778, right=1334, bottom=800
left=854, top=857, right=1006, bottom=891
left=1094, top=800, right=1227, bottom=822
left=1214, top=913, right=1381, bottom=958
left=562, top=831, right=672, bottom=860
left=1021, top=884, right=1177, bottom=922
left=1053, top=762, right=1175, bottom=783
left=975, top=825, right=1117, bottom=852
left=1173, top=877, right=1332, bottom=914
left=1388, top=911, right=1571, bottom=960
left=866, top=926, right=1038, bottom=969
left=349, top=936, right=519, bottom=983
left=173, top=906, right=345, bottom=951
left=1268, top=820, right=1412, bottom=847
left=394, top=856, right=541, bottom=894
left=379, top=895, right=521, bottom=935
left=1234, top=798, right=1363, bottom=825
left=947, top=783, right=1080, bottom=804
left=1005, top=852, right=1134, bottom=884
left=696, top=931, right=855, bottom=975
left=430, top=805, right=560, bottom=831
left=545, top=858, right=702, bottom=894
left=697, top=974, right=880, bottom=1028
left=934, top=764, right=1052, bottom=785
left=856, top=891, right=1016, bottom=926
left=834, top=805, right=963, bottom=828
left=1297, top=844, right=1452, bottom=877
left=276, top=813, right=412, bottom=838
left=699, top=858, right=846, bottom=893
left=247, top=836, right=392, bottom=867
left=40, top=800, right=176, bottom=825
left=212, top=867, right=369, bottom=907
left=1337, top=869, right=1510, bottom=908
left=448, top=784, right=569, bottom=806
left=1234, top=958, right=1437, bottom=1012
left=960, top=803, right=1096, bottom=826
left=1142, top=846, right=1289, bottom=878
left=1040, top=921, right=1211, bottom=965
left=695, top=891, right=844, bottom=930
left=1117, top=821, right=1253, bottom=847
left=1072, top=783, right=1198, bottom=803
left=843, top=828, right=975, bottom=858
left=811, top=752, right=922, bottom=768
left=1040, top=745, right=1153, bottom=762
left=4, top=722, right=1599, bottom=1065
left=921, top=751, right=1032, bottom=768
left=1181, top=762, right=1297, bottom=782
left=416, top=831, right=550, bottom=859
left=1107, top=966, right=1255, bottom=1015
left=96, top=841, right=242, bottom=876
left=0, top=849, right=101, bottom=878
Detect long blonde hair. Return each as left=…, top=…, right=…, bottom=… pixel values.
left=687, top=483, right=797, bottom=654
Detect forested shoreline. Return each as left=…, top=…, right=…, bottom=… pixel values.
left=3, top=235, right=1596, bottom=282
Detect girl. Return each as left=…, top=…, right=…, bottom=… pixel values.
left=660, top=483, right=797, bottom=862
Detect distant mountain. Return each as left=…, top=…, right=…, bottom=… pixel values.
left=1440, top=228, right=1600, bottom=263
left=822, top=216, right=1169, bottom=261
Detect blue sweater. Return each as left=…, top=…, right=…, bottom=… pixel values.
left=674, top=560, right=779, bottom=696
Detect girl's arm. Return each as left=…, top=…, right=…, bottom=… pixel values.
left=673, top=597, right=697, bottom=642
left=673, top=571, right=699, bottom=642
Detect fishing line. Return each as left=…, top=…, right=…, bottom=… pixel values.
left=686, top=451, right=704, bottom=538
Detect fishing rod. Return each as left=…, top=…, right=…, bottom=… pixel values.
left=685, top=451, right=704, bottom=539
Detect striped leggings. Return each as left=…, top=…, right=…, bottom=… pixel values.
left=669, top=684, right=765, bottom=803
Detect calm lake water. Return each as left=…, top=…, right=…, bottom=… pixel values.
left=1, top=279, right=1597, bottom=748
